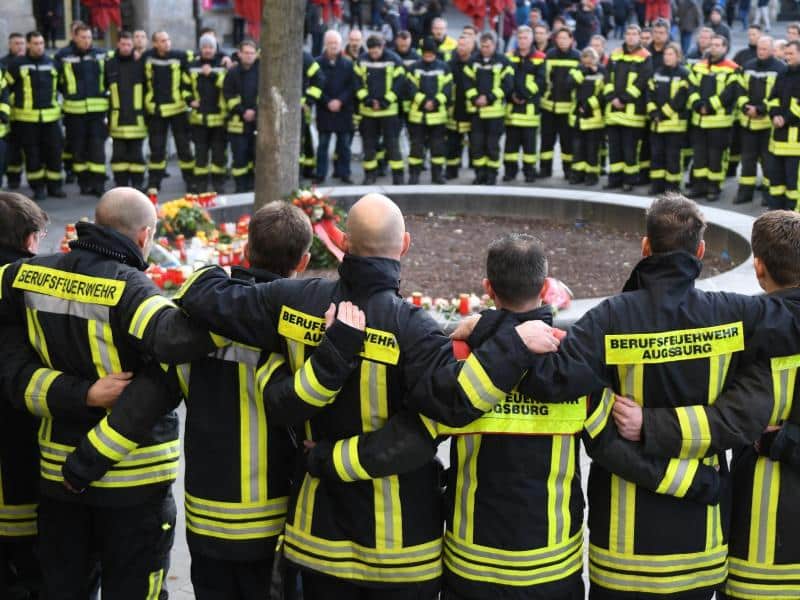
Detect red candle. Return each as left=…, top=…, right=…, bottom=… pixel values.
left=148, top=190, right=158, bottom=206
left=412, top=292, right=422, bottom=306
left=459, top=294, right=469, bottom=316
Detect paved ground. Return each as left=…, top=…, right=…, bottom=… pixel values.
left=27, top=12, right=785, bottom=598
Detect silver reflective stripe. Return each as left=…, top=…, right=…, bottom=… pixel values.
left=458, top=436, right=477, bottom=540
left=92, top=424, right=130, bottom=458
left=726, top=581, right=800, bottom=598
left=757, top=459, right=776, bottom=563
left=665, top=460, right=691, bottom=496
left=684, top=409, right=703, bottom=458
left=286, top=548, right=442, bottom=582
left=246, top=368, right=260, bottom=503
left=121, top=443, right=179, bottom=464
left=214, top=344, right=262, bottom=367
left=186, top=514, right=284, bottom=537
left=776, top=369, right=789, bottom=421
left=553, top=436, right=571, bottom=543
left=40, top=444, right=70, bottom=459
left=445, top=544, right=581, bottom=583
left=27, top=369, right=52, bottom=416
left=714, top=354, right=727, bottom=398
left=709, top=500, right=720, bottom=548
left=585, top=389, right=613, bottom=436
left=382, top=477, right=396, bottom=548
left=593, top=545, right=728, bottom=569
left=298, top=475, right=312, bottom=532
left=296, top=366, right=330, bottom=405
left=148, top=58, right=180, bottom=66
left=40, top=462, right=62, bottom=477
left=285, top=526, right=441, bottom=561
left=25, top=291, right=109, bottom=321
left=731, top=560, right=800, bottom=578
left=446, top=531, right=582, bottom=564
left=368, top=362, right=383, bottom=431
left=98, top=465, right=178, bottom=484
left=617, top=477, right=628, bottom=552
left=460, top=359, right=496, bottom=406
left=91, top=320, right=115, bottom=376
left=185, top=495, right=288, bottom=517
left=340, top=438, right=360, bottom=481
left=0, top=505, right=37, bottom=517
left=591, top=565, right=725, bottom=592
left=625, top=367, right=635, bottom=397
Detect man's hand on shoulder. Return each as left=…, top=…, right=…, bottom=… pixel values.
left=514, top=320, right=563, bottom=354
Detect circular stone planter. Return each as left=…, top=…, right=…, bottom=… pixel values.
left=208, top=186, right=759, bottom=327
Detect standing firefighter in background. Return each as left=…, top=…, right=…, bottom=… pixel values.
left=4, top=31, right=66, bottom=202
left=144, top=30, right=194, bottom=192
left=603, top=25, right=652, bottom=192
left=106, top=32, right=147, bottom=191
left=407, top=37, right=453, bottom=185
left=766, top=41, right=800, bottom=210
left=567, top=47, right=606, bottom=186
left=355, top=34, right=406, bottom=184
left=445, top=34, right=476, bottom=180
left=687, top=34, right=740, bottom=202
left=188, top=35, right=228, bottom=194
left=503, top=26, right=545, bottom=184
left=224, top=40, right=259, bottom=193
left=465, top=31, right=513, bottom=186
left=301, top=51, right=324, bottom=180
left=1, top=33, right=26, bottom=190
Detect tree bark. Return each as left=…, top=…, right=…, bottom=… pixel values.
left=255, top=0, right=306, bottom=209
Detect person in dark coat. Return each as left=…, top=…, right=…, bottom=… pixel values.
left=613, top=0, right=631, bottom=38
left=37, top=0, right=63, bottom=49
left=573, top=0, right=601, bottom=49
left=315, top=31, right=356, bottom=184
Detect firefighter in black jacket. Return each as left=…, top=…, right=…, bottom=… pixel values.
left=503, top=27, right=545, bottom=183
left=143, top=31, right=194, bottom=192
left=765, top=41, right=800, bottom=211
left=734, top=37, right=785, bottom=205
left=603, top=25, right=653, bottom=192
left=539, top=29, right=581, bottom=179
left=394, top=30, right=422, bottom=121
left=566, top=47, right=606, bottom=186
left=646, top=43, right=690, bottom=194
left=355, top=35, right=406, bottom=185
left=224, top=40, right=259, bottom=193
left=174, top=193, right=561, bottom=598
left=4, top=32, right=66, bottom=202
left=407, top=37, right=453, bottom=185
left=301, top=51, right=324, bottom=180
left=465, top=32, right=513, bottom=186
left=189, top=35, right=228, bottom=194
left=0, top=33, right=25, bottom=189
left=54, top=23, right=108, bottom=197
left=445, top=34, right=476, bottom=180
left=106, top=32, right=147, bottom=190
left=0, top=65, right=8, bottom=184
left=0, top=188, right=217, bottom=599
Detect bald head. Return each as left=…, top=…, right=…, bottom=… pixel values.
left=95, top=187, right=158, bottom=256
left=345, top=194, right=408, bottom=259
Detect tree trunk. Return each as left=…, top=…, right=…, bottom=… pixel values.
left=255, top=0, right=306, bottom=209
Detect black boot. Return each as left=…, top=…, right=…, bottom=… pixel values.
left=131, top=174, right=145, bottom=192
left=503, top=165, right=518, bottom=182
left=648, top=181, right=665, bottom=195
left=603, top=176, right=623, bottom=190
left=431, top=165, right=445, bottom=185
left=584, top=173, right=599, bottom=186
left=32, top=186, right=47, bottom=202
left=687, top=181, right=708, bottom=199
left=484, top=169, right=497, bottom=185
left=523, top=167, right=536, bottom=183
left=472, top=167, right=485, bottom=185
left=392, top=170, right=404, bottom=185
left=363, top=171, right=377, bottom=185
left=568, top=171, right=584, bottom=185
left=706, top=183, right=721, bottom=202
left=408, top=167, right=421, bottom=185
left=446, top=165, right=459, bottom=180
left=539, top=164, right=552, bottom=178
left=47, top=182, right=67, bottom=198
left=6, top=176, right=20, bottom=189
left=733, top=186, right=754, bottom=204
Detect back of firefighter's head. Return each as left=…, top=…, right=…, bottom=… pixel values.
left=344, top=194, right=410, bottom=260
left=366, top=35, right=384, bottom=60
left=246, top=201, right=312, bottom=278
left=752, top=211, right=800, bottom=292
left=643, top=193, right=706, bottom=259
left=483, top=234, right=547, bottom=311
left=0, top=192, right=48, bottom=255
left=95, top=188, right=158, bottom=260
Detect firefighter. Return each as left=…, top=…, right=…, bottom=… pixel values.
left=407, top=37, right=452, bottom=185
left=603, top=24, right=652, bottom=192
left=465, top=32, right=513, bottom=186
left=189, top=34, right=228, bottom=193
left=687, top=34, right=740, bottom=202
left=174, top=192, right=562, bottom=599
left=445, top=34, right=476, bottom=180
left=105, top=31, right=148, bottom=190
left=428, top=17, right=458, bottom=61
left=301, top=50, right=324, bottom=180
left=503, top=26, right=545, bottom=183
left=143, top=30, right=194, bottom=192
left=394, top=30, right=421, bottom=122
left=54, top=22, right=108, bottom=197
left=224, top=40, right=259, bottom=193
left=0, top=188, right=217, bottom=599
left=354, top=34, right=406, bottom=184
left=0, top=62, right=8, bottom=182
left=766, top=40, right=800, bottom=210
left=539, top=28, right=581, bottom=179
left=728, top=25, right=764, bottom=181
left=567, top=47, right=606, bottom=186
left=734, top=36, right=785, bottom=205
left=1, top=32, right=25, bottom=189
left=4, top=31, right=66, bottom=202
left=647, top=43, right=691, bottom=194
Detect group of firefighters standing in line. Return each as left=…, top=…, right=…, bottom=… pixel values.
left=1, top=183, right=800, bottom=600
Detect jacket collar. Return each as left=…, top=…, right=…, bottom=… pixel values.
left=622, top=251, right=702, bottom=294
left=0, top=244, right=33, bottom=266
left=69, top=222, right=148, bottom=270
left=231, top=265, right=283, bottom=284
left=338, top=255, right=401, bottom=298
left=504, top=304, right=554, bottom=325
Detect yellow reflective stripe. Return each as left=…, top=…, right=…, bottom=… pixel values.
left=186, top=511, right=286, bottom=540
left=359, top=361, right=388, bottom=433
left=293, top=473, right=319, bottom=534
left=419, top=415, right=440, bottom=439
left=584, top=388, right=614, bottom=439
left=87, top=319, right=122, bottom=378
left=748, top=457, right=781, bottom=565
left=656, top=458, right=699, bottom=497
left=457, top=353, right=505, bottom=412
left=13, top=264, right=125, bottom=305
left=87, top=417, right=138, bottom=462
left=374, top=474, right=402, bottom=549
left=0, top=500, right=38, bottom=537
left=0, top=263, right=10, bottom=299
left=239, top=362, right=267, bottom=504
left=708, top=351, right=732, bottom=405
left=41, top=458, right=178, bottom=487
left=23, top=368, right=60, bottom=417
left=547, top=435, right=575, bottom=546
left=176, top=363, right=191, bottom=397
left=256, top=353, right=285, bottom=394
left=146, top=569, right=164, bottom=600
left=185, top=492, right=287, bottom=517
left=332, top=438, right=371, bottom=482
left=769, top=355, right=799, bottom=424
left=675, top=405, right=712, bottom=459
left=26, top=307, right=52, bottom=367
left=172, top=265, right=216, bottom=300
left=452, top=435, right=480, bottom=544
left=39, top=439, right=178, bottom=467
left=590, top=542, right=728, bottom=571
left=294, top=359, right=338, bottom=407
left=128, top=295, right=176, bottom=339
left=726, top=576, right=800, bottom=598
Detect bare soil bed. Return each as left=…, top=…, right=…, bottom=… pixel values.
left=304, top=213, right=733, bottom=299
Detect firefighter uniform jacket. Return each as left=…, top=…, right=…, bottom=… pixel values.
left=540, top=48, right=581, bottom=114
left=688, top=56, right=740, bottom=128
left=0, top=222, right=215, bottom=507
left=447, top=51, right=474, bottom=132
left=505, top=49, right=545, bottom=128
left=143, top=49, right=193, bottom=118
left=354, top=50, right=405, bottom=118
left=737, top=57, right=785, bottom=131
left=188, top=55, right=227, bottom=128
left=515, top=252, right=800, bottom=596
left=105, top=51, right=146, bottom=139
left=303, top=51, right=324, bottom=107
left=407, top=58, right=453, bottom=126
left=464, top=53, right=513, bottom=120
left=174, top=255, right=539, bottom=586
left=604, top=44, right=652, bottom=128
left=223, top=60, right=259, bottom=135
left=4, top=53, right=60, bottom=123
left=424, top=36, right=458, bottom=62
left=396, top=49, right=421, bottom=114
left=0, top=71, right=8, bottom=138
left=567, top=64, right=606, bottom=131
left=646, top=65, right=691, bottom=133
left=767, top=64, right=800, bottom=156
left=54, top=42, right=108, bottom=115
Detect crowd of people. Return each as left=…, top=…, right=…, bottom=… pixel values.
left=1, top=184, right=800, bottom=600
left=1, top=14, right=800, bottom=208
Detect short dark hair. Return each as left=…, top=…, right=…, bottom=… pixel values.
left=748, top=23, right=763, bottom=31
left=74, top=23, right=91, bottom=35
left=554, top=27, right=573, bottom=39
left=479, top=31, right=497, bottom=45
left=0, top=192, right=48, bottom=251
left=396, top=30, right=411, bottom=40
left=652, top=18, right=670, bottom=30
left=70, top=20, right=87, bottom=34
left=462, top=24, right=479, bottom=34
left=26, top=31, right=43, bottom=43
left=199, top=27, right=216, bottom=35
left=366, top=34, right=384, bottom=48
left=645, top=193, right=706, bottom=255
left=486, top=234, right=548, bottom=306
left=751, top=211, right=800, bottom=287
left=788, top=22, right=800, bottom=33
left=248, top=201, right=313, bottom=276
left=788, top=40, right=800, bottom=52
left=239, top=39, right=257, bottom=51
left=712, top=33, right=729, bottom=48
left=118, top=31, right=133, bottom=40
left=8, top=32, right=24, bottom=41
